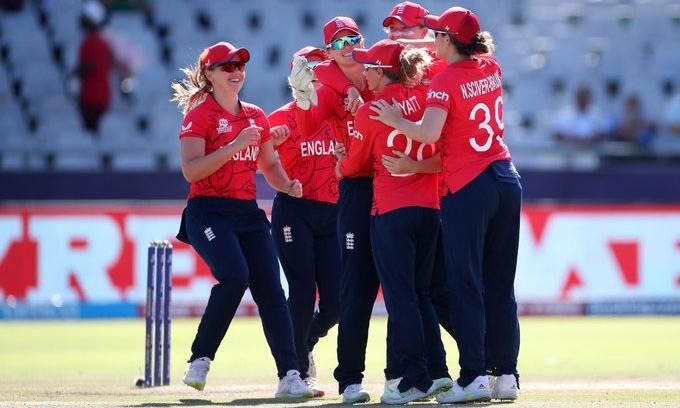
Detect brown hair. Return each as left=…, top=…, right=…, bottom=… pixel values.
left=448, top=30, right=495, bottom=57
left=170, top=63, right=212, bottom=115
left=384, top=47, right=432, bottom=83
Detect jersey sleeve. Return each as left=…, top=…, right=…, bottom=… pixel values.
left=339, top=105, right=374, bottom=178
left=426, top=74, right=453, bottom=113
left=313, top=61, right=354, bottom=95
left=295, top=84, right=336, bottom=137
left=254, top=107, right=272, bottom=144
left=179, top=107, right=208, bottom=140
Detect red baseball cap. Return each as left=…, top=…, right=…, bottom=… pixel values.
left=352, top=39, right=405, bottom=73
left=294, top=46, right=328, bottom=61
left=200, top=42, right=250, bottom=70
left=423, top=6, right=480, bottom=45
left=323, top=16, right=361, bottom=45
left=382, top=2, right=429, bottom=28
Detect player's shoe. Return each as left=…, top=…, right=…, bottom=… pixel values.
left=415, top=377, right=455, bottom=401
left=307, top=351, right=317, bottom=379
left=304, top=376, right=325, bottom=397
left=380, top=377, right=427, bottom=405
left=436, top=375, right=491, bottom=403
left=182, top=357, right=211, bottom=391
left=275, top=370, right=315, bottom=399
left=342, top=383, right=371, bottom=404
left=491, top=374, right=519, bottom=401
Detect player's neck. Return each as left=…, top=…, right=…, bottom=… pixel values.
left=340, top=64, right=367, bottom=91
left=213, top=91, right=240, bottom=115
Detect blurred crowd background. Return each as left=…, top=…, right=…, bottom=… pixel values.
left=1, top=0, right=679, bottom=174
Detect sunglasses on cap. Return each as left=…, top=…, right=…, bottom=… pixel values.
left=212, top=61, right=246, bottom=73
left=327, top=35, right=362, bottom=51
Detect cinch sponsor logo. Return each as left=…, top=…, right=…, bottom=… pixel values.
left=427, top=90, right=449, bottom=102
left=347, top=121, right=362, bottom=140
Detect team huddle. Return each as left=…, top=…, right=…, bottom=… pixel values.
left=171, top=1, right=521, bottom=404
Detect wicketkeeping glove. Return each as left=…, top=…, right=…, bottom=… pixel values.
left=288, top=55, right=317, bottom=110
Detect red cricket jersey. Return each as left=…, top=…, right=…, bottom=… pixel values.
left=78, top=33, right=113, bottom=107
left=179, top=95, right=271, bottom=201
left=269, top=102, right=338, bottom=204
left=426, top=55, right=511, bottom=196
left=342, top=83, right=439, bottom=215
left=296, top=62, right=373, bottom=156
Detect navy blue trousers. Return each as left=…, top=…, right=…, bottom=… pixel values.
left=371, top=207, right=445, bottom=393
left=440, top=161, right=522, bottom=387
left=271, top=193, right=341, bottom=378
left=430, top=230, right=456, bottom=340
left=333, top=177, right=384, bottom=393
left=183, top=197, right=299, bottom=379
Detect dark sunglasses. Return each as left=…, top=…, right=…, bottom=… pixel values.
left=327, top=35, right=362, bottom=51
left=213, top=61, right=246, bottom=73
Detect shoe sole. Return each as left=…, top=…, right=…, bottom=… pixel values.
left=416, top=381, right=454, bottom=402
left=343, top=394, right=371, bottom=404
left=275, top=392, right=315, bottom=399
left=183, top=380, right=205, bottom=391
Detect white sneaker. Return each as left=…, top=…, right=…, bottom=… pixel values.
left=380, top=377, right=427, bottom=404
left=275, top=370, right=315, bottom=399
left=436, top=375, right=491, bottom=403
left=183, top=357, right=211, bottom=391
left=491, top=374, right=519, bottom=400
left=307, top=351, right=317, bottom=379
left=342, top=383, right=371, bottom=404
left=304, top=376, right=325, bottom=398
left=416, top=377, right=455, bottom=401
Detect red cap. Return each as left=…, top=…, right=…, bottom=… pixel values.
left=294, top=46, right=328, bottom=61
left=352, top=39, right=405, bottom=73
left=423, top=6, right=480, bottom=45
left=323, top=16, right=361, bottom=45
left=382, top=2, right=429, bottom=28
left=200, top=42, right=250, bottom=70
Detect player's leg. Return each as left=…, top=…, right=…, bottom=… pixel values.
left=271, top=195, right=317, bottom=379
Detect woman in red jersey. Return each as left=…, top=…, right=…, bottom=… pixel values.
left=171, top=41, right=312, bottom=399
left=336, top=39, right=452, bottom=404
left=288, top=17, right=377, bottom=404
left=268, top=46, right=339, bottom=398
left=370, top=7, right=522, bottom=404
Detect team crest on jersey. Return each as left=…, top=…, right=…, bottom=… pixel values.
left=217, top=118, right=232, bottom=134
left=283, top=226, right=293, bottom=243
left=346, top=232, right=355, bottom=250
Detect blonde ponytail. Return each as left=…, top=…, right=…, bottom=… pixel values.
left=171, top=64, right=212, bottom=115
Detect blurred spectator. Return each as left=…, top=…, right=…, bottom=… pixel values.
left=552, top=86, right=609, bottom=147
left=609, top=94, right=657, bottom=146
left=74, top=0, right=114, bottom=134
left=664, top=92, right=680, bottom=136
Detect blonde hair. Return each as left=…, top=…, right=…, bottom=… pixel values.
left=384, top=47, right=432, bottom=83
left=171, top=63, right=212, bottom=115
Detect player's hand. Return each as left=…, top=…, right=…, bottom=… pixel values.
left=286, top=179, right=303, bottom=198
left=270, top=125, right=291, bottom=147
left=382, top=150, right=415, bottom=175
left=289, top=55, right=317, bottom=110
left=344, top=87, right=364, bottom=115
left=369, top=98, right=403, bottom=128
left=231, top=126, right=262, bottom=150
left=335, top=142, right=346, bottom=160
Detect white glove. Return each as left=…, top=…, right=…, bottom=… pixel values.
left=288, top=55, right=317, bottom=110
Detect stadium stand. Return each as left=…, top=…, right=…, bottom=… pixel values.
left=0, top=0, right=678, bottom=172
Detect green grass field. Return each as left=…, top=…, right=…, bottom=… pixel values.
left=1, top=316, right=679, bottom=407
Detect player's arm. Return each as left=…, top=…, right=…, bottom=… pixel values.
left=370, top=101, right=447, bottom=144
left=314, top=61, right=354, bottom=95
left=257, top=139, right=302, bottom=197
left=295, top=85, right=334, bottom=137
left=382, top=151, right=441, bottom=174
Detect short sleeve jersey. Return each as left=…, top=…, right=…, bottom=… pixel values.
left=426, top=55, right=511, bottom=195
left=343, top=83, right=439, bottom=215
left=179, top=95, right=271, bottom=200
left=269, top=102, right=338, bottom=204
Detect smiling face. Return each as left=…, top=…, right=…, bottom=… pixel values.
left=385, top=20, right=428, bottom=41
left=205, top=55, right=246, bottom=97
left=363, top=66, right=383, bottom=91
left=326, top=28, right=364, bottom=67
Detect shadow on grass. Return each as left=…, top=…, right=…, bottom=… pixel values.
left=133, top=399, right=432, bottom=407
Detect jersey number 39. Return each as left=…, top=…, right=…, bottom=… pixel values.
left=469, top=95, right=505, bottom=152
